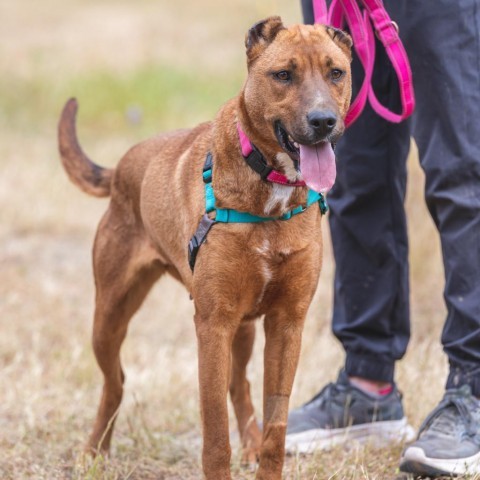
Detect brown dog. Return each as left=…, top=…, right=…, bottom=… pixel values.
left=58, top=17, right=351, bottom=479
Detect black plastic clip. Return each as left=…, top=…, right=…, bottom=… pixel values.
left=244, top=148, right=272, bottom=180
left=188, top=214, right=216, bottom=271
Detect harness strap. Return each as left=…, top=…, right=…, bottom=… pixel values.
left=188, top=153, right=328, bottom=271
left=215, top=188, right=327, bottom=223
left=187, top=214, right=216, bottom=271
left=313, top=0, right=415, bottom=126
left=203, top=157, right=327, bottom=223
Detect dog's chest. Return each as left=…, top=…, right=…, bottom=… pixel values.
left=254, top=239, right=294, bottom=262
left=263, top=184, right=295, bottom=216
left=243, top=234, right=317, bottom=318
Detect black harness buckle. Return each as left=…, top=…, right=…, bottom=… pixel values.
left=244, top=148, right=272, bottom=180
left=188, top=214, right=216, bottom=271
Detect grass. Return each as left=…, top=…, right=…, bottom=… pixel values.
left=0, top=63, right=243, bottom=136
left=1, top=0, right=476, bottom=479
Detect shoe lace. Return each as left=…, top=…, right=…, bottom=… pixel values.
left=419, top=387, right=479, bottom=438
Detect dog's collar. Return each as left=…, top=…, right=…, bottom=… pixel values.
left=237, top=123, right=307, bottom=187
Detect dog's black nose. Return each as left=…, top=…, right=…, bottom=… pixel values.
left=307, top=111, right=337, bottom=137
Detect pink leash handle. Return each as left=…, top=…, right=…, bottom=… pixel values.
left=313, top=0, right=415, bottom=127
left=362, top=0, right=415, bottom=123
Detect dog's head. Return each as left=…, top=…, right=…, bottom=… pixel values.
left=241, top=16, right=352, bottom=192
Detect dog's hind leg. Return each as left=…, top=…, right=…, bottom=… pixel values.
left=230, top=322, right=262, bottom=466
left=86, top=209, right=164, bottom=455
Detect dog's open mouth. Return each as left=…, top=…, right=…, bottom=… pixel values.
left=275, top=121, right=301, bottom=162
left=274, top=121, right=337, bottom=193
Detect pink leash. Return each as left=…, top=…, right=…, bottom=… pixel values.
left=313, top=0, right=415, bottom=126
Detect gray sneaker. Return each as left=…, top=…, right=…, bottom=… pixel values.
left=286, top=370, right=415, bottom=453
left=400, top=385, right=480, bottom=477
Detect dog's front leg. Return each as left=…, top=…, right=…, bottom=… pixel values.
left=256, top=309, right=307, bottom=480
left=194, top=311, right=239, bottom=480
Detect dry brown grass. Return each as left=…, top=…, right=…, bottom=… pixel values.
left=0, top=1, right=473, bottom=479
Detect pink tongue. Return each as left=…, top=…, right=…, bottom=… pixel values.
left=299, top=142, right=336, bottom=193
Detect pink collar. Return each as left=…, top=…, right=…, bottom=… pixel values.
left=237, top=123, right=306, bottom=187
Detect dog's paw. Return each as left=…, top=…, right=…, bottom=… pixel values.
left=241, top=446, right=260, bottom=471
left=240, top=420, right=262, bottom=468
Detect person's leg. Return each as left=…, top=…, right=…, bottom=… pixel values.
left=399, top=0, right=480, bottom=475
left=329, top=64, right=411, bottom=387
left=286, top=1, right=413, bottom=452
left=407, top=0, right=480, bottom=398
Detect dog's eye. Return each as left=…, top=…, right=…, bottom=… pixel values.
left=274, top=70, right=291, bottom=82
left=330, top=69, right=344, bottom=81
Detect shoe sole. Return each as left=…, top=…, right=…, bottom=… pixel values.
left=285, top=417, right=415, bottom=454
left=400, top=446, right=480, bottom=477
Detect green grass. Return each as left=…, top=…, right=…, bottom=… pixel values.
left=0, top=62, right=244, bottom=137
left=65, top=64, right=244, bottom=132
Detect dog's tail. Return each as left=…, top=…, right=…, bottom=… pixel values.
left=58, top=98, right=113, bottom=197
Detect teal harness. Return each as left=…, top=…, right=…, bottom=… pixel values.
left=188, top=152, right=328, bottom=270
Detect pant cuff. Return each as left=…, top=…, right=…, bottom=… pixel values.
left=345, top=352, right=395, bottom=383
left=446, top=363, right=480, bottom=397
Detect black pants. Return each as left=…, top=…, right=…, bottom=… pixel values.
left=303, top=0, right=480, bottom=395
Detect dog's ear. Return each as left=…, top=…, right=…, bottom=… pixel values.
left=326, top=26, right=352, bottom=60
left=245, top=16, right=286, bottom=67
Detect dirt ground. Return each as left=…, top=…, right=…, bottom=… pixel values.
left=0, top=1, right=467, bottom=479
